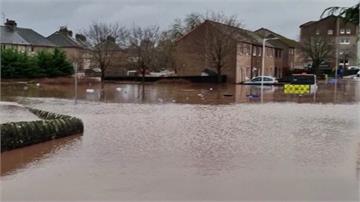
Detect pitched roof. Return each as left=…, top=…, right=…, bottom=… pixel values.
left=176, top=20, right=275, bottom=47
left=299, top=15, right=357, bottom=28
left=254, top=27, right=299, bottom=48
left=47, top=32, right=81, bottom=48
left=205, top=20, right=274, bottom=47
left=0, top=25, right=55, bottom=47
left=299, top=21, right=316, bottom=28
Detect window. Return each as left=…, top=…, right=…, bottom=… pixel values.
left=252, top=47, right=256, bottom=56
left=340, top=29, right=345, bottom=34
left=315, top=29, right=320, bottom=35
left=346, top=28, right=351, bottom=34
left=340, top=37, right=350, bottom=44
left=258, top=47, right=262, bottom=56
left=340, top=60, right=349, bottom=65
left=275, top=49, right=282, bottom=58
left=327, top=29, right=333, bottom=35
left=264, top=77, right=273, bottom=81
left=252, top=77, right=261, bottom=82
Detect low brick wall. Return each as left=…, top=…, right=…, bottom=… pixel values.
left=1, top=108, right=84, bottom=152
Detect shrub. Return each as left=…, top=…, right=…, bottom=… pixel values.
left=1, top=48, right=73, bottom=78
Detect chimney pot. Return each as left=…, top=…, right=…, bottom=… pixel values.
left=75, top=34, right=86, bottom=42
left=5, top=19, right=17, bottom=31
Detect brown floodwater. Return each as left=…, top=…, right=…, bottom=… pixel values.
left=1, top=79, right=360, bottom=201
left=1, top=78, right=360, bottom=104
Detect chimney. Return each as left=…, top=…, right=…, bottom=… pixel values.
left=107, top=36, right=115, bottom=43
left=59, top=26, right=73, bottom=37
left=75, top=34, right=86, bottom=42
left=5, top=19, right=17, bottom=31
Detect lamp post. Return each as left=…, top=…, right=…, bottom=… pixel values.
left=73, top=63, right=78, bottom=105
left=261, top=37, right=279, bottom=103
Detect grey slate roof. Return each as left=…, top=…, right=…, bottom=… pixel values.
left=47, top=31, right=93, bottom=50
left=0, top=25, right=55, bottom=47
left=47, top=32, right=81, bottom=48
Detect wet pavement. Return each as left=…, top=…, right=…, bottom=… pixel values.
left=0, top=102, right=40, bottom=124
left=1, top=79, right=360, bottom=201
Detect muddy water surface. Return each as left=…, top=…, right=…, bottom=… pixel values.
left=1, top=79, right=360, bottom=201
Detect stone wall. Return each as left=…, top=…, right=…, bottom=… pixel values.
left=1, top=108, right=83, bottom=152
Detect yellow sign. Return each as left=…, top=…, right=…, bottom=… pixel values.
left=284, top=84, right=310, bottom=94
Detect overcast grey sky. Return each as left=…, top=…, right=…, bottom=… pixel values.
left=0, top=0, right=358, bottom=40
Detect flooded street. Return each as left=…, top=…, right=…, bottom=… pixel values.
left=1, top=79, right=360, bottom=201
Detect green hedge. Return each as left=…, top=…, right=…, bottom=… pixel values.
left=1, top=48, right=74, bottom=78
left=1, top=108, right=83, bottom=152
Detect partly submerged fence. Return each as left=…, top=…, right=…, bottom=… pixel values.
left=1, top=108, right=83, bottom=152
left=104, top=75, right=227, bottom=83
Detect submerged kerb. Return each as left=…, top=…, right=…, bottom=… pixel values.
left=1, top=108, right=84, bottom=152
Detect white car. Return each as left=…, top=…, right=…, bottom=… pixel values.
left=244, top=76, right=278, bottom=85
left=347, top=66, right=360, bottom=70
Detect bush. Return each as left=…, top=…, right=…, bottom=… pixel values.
left=1, top=48, right=74, bottom=78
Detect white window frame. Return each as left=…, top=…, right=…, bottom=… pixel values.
left=340, top=37, right=350, bottom=45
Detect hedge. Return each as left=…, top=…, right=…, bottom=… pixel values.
left=1, top=48, right=74, bottom=78
left=1, top=108, right=83, bottom=152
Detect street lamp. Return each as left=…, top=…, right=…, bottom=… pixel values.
left=261, top=37, right=279, bottom=103
left=73, top=63, right=78, bottom=105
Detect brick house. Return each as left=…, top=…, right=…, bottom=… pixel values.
left=0, top=19, right=55, bottom=53
left=255, top=28, right=300, bottom=75
left=47, top=27, right=92, bottom=72
left=300, top=15, right=359, bottom=70
left=175, top=20, right=284, bottom=83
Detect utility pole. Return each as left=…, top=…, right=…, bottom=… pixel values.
left=335, top=17, right=340, bottom=79
left=261, top=37, right=278, bottom=103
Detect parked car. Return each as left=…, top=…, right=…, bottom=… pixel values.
left=357, top=70, right=360, bottom=77
left=244, top=76, right=278, bottom=85
left=347, top=66, right=360, bottom=71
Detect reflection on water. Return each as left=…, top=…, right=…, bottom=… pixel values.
left=1, top=135, right=81, bottom=176
left=1, top=99, right=359, bottom=201
left=1, top=79, right=360, bottom=104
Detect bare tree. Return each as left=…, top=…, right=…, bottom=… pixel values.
left=300, top=36, right=334, bottom=75
left=83, top=22, right=128, bottom=84
left=201, top=12, right=242, bottom=83
left=128, top=25, right=160, bottom=83
left=153, top=32, right=177, bottom=72
left=169, top=11, right=242, bottom=82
